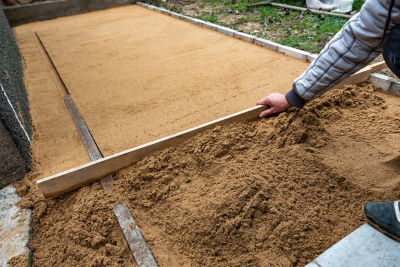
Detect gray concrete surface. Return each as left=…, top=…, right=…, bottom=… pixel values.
left=0, top=186, right=32, bottom=267
left=0, top=7, right=31, bottom=174
left=0, top=121, right=26, bottom=188
left=306, top=223, right=400, bottom=267
left=3, top=0, right=137, bottom=26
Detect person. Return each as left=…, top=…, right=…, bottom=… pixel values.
left=257, top=0, right=400, bottom=241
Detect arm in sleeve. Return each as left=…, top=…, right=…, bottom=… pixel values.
left=286, top=0, right=400, bottom=108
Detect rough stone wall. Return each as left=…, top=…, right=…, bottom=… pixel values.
left=0, top=121, right=26, bottom=187
left=3, top=0, right=137, bottom=26
left=0, top=7, right=32, bottom=184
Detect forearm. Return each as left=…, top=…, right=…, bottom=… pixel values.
left=286, top=0, right=400, bottom=108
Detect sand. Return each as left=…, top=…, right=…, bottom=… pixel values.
left=13, top=30, right=90, bottom=178
left=11, top=4, right=400, bottom=267
left=15, top=83, right=400, bottom=266
left=13, top=5, right=309, bottom=163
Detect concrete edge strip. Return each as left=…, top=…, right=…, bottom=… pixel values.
left=0, top=83, right=31, bottom=142
left=369, top=72, right=400, bottom=95
left=136, top=2, right=317, bottom=62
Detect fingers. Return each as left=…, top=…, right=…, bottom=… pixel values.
left=256, top=97, right=270, bottom=106
left=257, top=93, right=292, bottom=118
left=257, top=96, right=273, bottom=118
left=259, top=107, right=275, bottom=118
left=257, top=96, right=272, bottom=118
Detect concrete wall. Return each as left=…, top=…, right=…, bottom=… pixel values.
left=0, top=121, right=26, bottom=187
left=4, top=0, right=137, bottom=26
left=0, top=7, right=31, bottom=186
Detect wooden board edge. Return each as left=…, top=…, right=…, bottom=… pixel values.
left=37, top=105, right=266, bottom=198
left=332, top=61, right=387, bottom=89
left=36, top=60, right=389, bottom=198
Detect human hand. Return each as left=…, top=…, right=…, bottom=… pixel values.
left=256, top=93, right=292, bottom=118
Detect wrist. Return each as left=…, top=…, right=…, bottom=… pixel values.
left=285, top=85, right=306, bottom=108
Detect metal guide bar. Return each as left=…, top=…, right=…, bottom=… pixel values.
left=63, top=95, right=113, bottom=190
left=63, top=95, right=103, bottom=161
left=115, top=203, right=158, bottom=267
left=33, top=32, right=69, bottom=97
left=35, top=32, right=158, bottom=267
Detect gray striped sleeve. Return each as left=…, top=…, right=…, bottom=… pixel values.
left=286, top=0, right=400, bottom=108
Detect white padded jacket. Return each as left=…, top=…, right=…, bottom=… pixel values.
left=285, top=0, right=400, bottom=108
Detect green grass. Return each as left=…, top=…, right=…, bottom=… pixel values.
left=252, top=6, right=347, bottom=52
left=201, top=13, right=219, bottom=23
left=352, top=0, right=364, bottom=11
left=161, top=0, right=358, bottom=53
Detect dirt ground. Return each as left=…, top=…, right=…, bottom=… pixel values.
left=10, top=4, right=400, bottom=267
left=15, top=83, right=400, bottom=266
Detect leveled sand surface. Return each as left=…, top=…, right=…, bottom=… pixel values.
left=14, top=5, right=309, bottom=171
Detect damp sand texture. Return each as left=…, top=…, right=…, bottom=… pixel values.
left=13, top=4, right=400, bottom=267
left=14, top=5, right=309, bottom=176
left=17, top=84, right=400, bottom=266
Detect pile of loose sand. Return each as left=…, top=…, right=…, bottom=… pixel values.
left=16, top=83, right=400, bottom=266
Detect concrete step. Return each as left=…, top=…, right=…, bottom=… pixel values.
left=0, top=186, right=32, bottom=267
left=306, top=223, right=400, bottom=267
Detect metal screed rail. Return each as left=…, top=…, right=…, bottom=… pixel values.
left=34, top=32, right=158, bottom=267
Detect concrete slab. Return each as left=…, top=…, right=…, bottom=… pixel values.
left=233, top=32, right=256, bottom=43
left=170, top=12, right=181, bottom=19
left=189, top=18, right=204, bottom=27
left=177, top=14, right=194, bottom=23
left=202, top=21, right=218, bottom=31
left=307, top=53, right=319, bottom=62
left=369, top=73, right=392, bottom=91
left=216, top=25, right=237, bottom=37
left=160, top=8, right=172, bottom=16
left=278, top=45, right=311, bottom=61
left=391, top=81, right=400, bottom=96
left=0, top=186, right=32, bottom=266
left=254, top=38, right=281, bottom=51
left=306, top=223, right=400, bottom=267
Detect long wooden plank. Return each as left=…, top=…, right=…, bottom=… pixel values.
left=332, top=61, right=387, bottom=89
left=37, top=105, right=266, bottom=198
left=37, top=62, right=387, bottom=198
